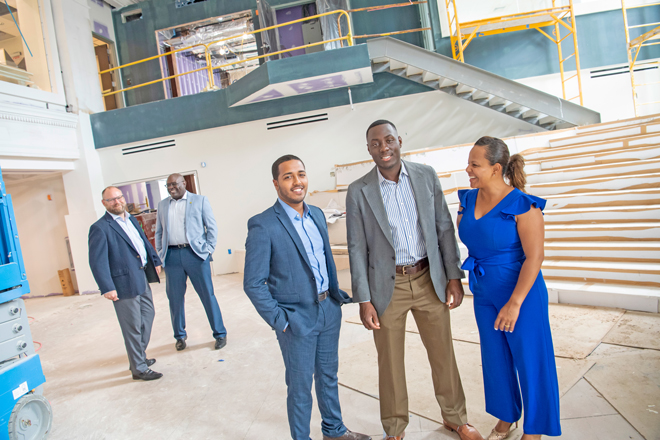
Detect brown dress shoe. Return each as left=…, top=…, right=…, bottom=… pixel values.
left=443, top=421, right=485, bottom=440
left=322, top=429, right=372, bottom=440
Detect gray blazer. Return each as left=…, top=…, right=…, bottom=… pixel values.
left=155, top=192, right=218, bottom=265
left=346, top=160, right=465, bottom=316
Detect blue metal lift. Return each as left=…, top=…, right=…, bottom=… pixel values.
left=0, top=168, right=52, bottom=440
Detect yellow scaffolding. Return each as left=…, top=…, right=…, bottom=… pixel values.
left=622, top=0, right=660, bottom=116
left=444, top=0, right=584, bottom=105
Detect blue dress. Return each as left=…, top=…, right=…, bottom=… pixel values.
left=457, top=188, right=561, bottom=436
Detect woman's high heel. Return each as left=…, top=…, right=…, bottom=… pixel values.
left=486, top=421, right=518, bottom=440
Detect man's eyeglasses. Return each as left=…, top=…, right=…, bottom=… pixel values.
left=165, top=180, right=184, bottom=189
left=103, top=195, right=125, bottom=203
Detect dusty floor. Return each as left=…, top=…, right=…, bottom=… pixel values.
left=23, top=273, right=659, bottom=440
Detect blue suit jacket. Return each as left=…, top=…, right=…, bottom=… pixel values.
left=155, top=192, right=218, bottom=265
left=88, top=212, right=162, bottom=299
left=243, top=201, right=351, bottom=336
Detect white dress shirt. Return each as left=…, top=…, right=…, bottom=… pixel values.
left=168, top=191, right=189, bottom=246
left=378, top=162, right=428, bottom=265
left=110, top=212, right=148, bottom=266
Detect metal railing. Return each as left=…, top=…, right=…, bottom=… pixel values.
left=99, top=10, right=353, bottom=98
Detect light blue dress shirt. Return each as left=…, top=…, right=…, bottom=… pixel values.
left=110, top=212, right=148, bottom=266
left=278, top=199, right=329, bottom=294
left=378, top=162, right=428, bottom=265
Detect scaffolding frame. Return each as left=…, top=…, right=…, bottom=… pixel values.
left=622, top=0, right=660, bottom=116
left=444, top=0, right=583, bottom=105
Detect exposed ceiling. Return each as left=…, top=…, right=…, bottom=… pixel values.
left=157, top=12, right=259, bottom=71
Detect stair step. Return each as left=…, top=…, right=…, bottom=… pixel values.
left=528, top=171, right=660, bottom=196
left=539, top=144, right=660, bottom=171
left=544, top=204, right=660, bottom=224
left=573, top=115, right=660, bottom=136
left=544, top=222, right=659, bottom=241
left=544, top=241, right=660, bottom=262
left=523, top=133, right=660, bottom=162
left=549, top=123, right=660, bottom=149
left=543, top=280, right=659, bottom=312
left=526, top=158, right=660, bottom=184
left=541, top=259, right=660, bottom=287
left=544, top=188, right=660, bottom=210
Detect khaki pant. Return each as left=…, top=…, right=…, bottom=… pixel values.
left=373, top=267, right=467, bottom=436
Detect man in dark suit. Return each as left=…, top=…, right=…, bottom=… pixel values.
left=89, top=186, right=163, bottom=381
left=244, top=155, right=370, bottom=440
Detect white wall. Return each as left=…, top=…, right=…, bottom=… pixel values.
left=96, top=90, right=544, bottom=275
left=515, top=59, right=660, bottom=121
left=4, top=173, right=72, bottom=295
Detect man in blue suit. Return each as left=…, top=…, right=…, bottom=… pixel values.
left=156, top=174, right=226, bottom=351
left=89, top=186, right=163, bottom=381
left=244, top=155, right=370, bottom=440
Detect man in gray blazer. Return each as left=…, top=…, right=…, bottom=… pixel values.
left=155, top=173, right=227, bottom=351
left=346, top=121, right=483, bottom=440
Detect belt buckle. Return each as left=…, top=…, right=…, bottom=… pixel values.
left=402, top=263, right=413, bottom=276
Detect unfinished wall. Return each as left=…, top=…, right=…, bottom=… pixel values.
left=96, top=90, right=544, bottom=275
left=5, top=173, right=72, bottom=296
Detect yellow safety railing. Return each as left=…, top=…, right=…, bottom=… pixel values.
left=338, top=1, right=430, bottom=44
left=99, top=10, right=353, bottom=98
left=444, top=0, right=584, bottom=105
left=622, top=0, right=660, bottom=116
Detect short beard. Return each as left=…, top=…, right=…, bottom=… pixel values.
left=107, top=204, right=126, bottom=215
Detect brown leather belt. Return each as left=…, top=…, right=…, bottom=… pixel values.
left=318, top=291, right=329, bottom=302
left=396, top=257, right=429, bottom=276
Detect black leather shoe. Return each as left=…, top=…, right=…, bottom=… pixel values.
left=132, top=368, right=163, bottom=381
left=175, top=337, right=187, bottom=351
left=214, top=337, right=227, bottom=350
left=128, top=358, right=155, bottom=371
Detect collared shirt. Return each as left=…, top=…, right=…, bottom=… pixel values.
left=378, top=162, right=427, bottom=265
left=278, top=199, right=329, bottom=294
left=168, top=191, right=189, bottom=246
left=110, top=212, right=148, bottom=266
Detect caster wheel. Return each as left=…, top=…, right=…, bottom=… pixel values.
left=8, top=393, right=52, bottom=440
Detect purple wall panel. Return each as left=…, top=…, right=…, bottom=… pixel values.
left=276, top=6, right=305, bottom=57
left=175, top=53, right=209, bottom=96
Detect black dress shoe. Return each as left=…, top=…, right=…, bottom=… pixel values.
left=128, top=358, right=155, bottom=371
left=132, top=368, right=163, bottom=381
left=175, top=337, right=187, bottom=351
left=215, top=337, right=227, bottom=350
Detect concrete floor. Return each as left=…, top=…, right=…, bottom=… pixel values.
left=23, top=273, right=659, bottom=440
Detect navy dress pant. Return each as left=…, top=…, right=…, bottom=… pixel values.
left=164, top=246, right=226, bottom=340
left=276, top=297, right=347, bottom=440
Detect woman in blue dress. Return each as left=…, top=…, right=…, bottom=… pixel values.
left=457, top=136, right=561, bottom=440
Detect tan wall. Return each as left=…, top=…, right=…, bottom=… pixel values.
left=5, top=173, right=72, bottom=295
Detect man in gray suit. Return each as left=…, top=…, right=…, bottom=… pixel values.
left=155, top=173, right=227, bottom=351
left=346, top=120, right=483, bottom=440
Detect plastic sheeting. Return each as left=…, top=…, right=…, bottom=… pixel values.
left=316, top=0, right=350, bottom=50
left=257, top=0, right=280, bottom=61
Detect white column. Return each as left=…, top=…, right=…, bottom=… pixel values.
left=51, top=0, right=107, bottom=292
